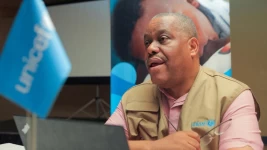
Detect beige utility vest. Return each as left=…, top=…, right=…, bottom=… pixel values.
left=120, top=67, right=256, bottom=150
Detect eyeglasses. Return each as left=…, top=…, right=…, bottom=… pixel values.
left=200, top=118, right=232, bottom=145
left=164, top=114, right=232, bottom=146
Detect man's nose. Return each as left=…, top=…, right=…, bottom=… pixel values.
left=147, top=41, right=160, bottom=55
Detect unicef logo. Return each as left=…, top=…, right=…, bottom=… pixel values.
left=207, top=120, right=215, bottom=127
left=191, top=119, right=215, bottom=128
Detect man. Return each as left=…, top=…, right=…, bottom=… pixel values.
left=106, top=13, right=263, bottom=150
left=112, top=0, right=231, bottom=83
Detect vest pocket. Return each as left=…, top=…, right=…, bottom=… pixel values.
left=126, top=102, right=159, bottom=140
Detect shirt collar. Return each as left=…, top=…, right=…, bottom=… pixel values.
left=158, top=87, right=188, bottom=107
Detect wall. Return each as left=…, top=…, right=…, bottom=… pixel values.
left=47, top=1, right=111, bottom=77
left=0, top=0, right=19, bottom=51
left=231, top=0, right=267, bottom=136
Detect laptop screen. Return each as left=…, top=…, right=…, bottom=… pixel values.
left=14, top=116, right=129, bottom=150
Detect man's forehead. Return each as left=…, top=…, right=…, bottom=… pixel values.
left=145, top=16, right=176, bottom=34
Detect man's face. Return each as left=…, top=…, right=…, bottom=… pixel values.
left=144, top=16, right=198, bottom=87
left=131, top=0, right=218, bottom=62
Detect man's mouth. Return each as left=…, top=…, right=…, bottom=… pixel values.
left=147, top=57, right=165, bottom=68
left=150, top=62, right=164, bottom=67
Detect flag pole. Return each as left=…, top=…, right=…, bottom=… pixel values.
left=26, top=112, right=37, bottom=150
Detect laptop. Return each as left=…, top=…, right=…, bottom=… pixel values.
left=13, top=116, right=129, bottom=150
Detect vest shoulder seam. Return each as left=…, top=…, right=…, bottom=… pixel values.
left=203, top=68, right=249, bottom=88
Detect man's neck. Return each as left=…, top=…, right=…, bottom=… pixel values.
left=164, top=65, right=200, bottom=99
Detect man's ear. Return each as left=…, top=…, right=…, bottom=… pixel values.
left=188, top=37, right=199, bottom=57
left=187, top=0, right=200, bottom=8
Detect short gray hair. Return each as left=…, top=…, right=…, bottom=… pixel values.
left=152, top=13, right=198, bottom=38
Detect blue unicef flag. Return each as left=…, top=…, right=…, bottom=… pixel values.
left=0, top=0, right=71, bottom=118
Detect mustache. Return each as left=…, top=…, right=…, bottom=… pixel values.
left=147, top=53, right=166, bottom=60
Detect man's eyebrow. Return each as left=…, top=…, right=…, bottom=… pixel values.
left=144, top=29, right=170, bottom=38
left=144, top=33, right=150, bottom=39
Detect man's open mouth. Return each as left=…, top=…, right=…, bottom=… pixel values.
left=150, top=62, right=164, bottom=67
left=148, top=57, right=165, bottom=68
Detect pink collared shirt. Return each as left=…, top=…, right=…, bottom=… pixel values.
left=105, top=90, right=263, bottom=150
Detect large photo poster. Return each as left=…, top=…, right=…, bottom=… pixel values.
left=110, top=0, right=231, bottom=114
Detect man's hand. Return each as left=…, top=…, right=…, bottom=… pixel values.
left=128, top=131, right=201, bottom=150
left=150, top=131, right=201, bottom=150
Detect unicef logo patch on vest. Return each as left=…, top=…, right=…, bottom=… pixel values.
left=191, top=120, right=215, bottom=128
